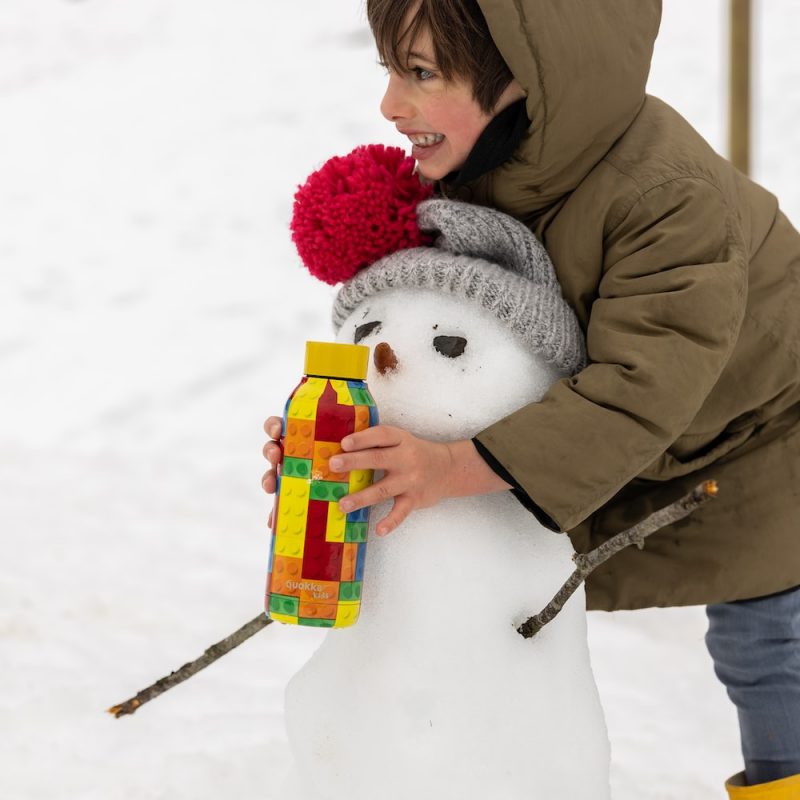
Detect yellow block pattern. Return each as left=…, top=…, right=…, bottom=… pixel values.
left=349, top=469, right=374, bottom=493
left=326, top=501, right=346, bottom=543
left=288, top=377, right=326, bottom=420
left=335, top=600, right=361, bottom=627
left=275, top=476, right=309, bottom=558
left=294, top=377, right=327, bottom=399
left=330, top=379, right=355, bottom=406
left=269, top=612, right=298, bottom=625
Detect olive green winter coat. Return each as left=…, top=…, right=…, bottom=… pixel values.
left=455, top=0, right=800, bottom=610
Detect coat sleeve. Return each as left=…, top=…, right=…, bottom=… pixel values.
left=473, top=177, right=749, bottom=532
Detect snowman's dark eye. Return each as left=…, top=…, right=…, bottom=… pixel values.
left=354, top=321, right=382, bottom=344
left=433, top=335, right=467, bottom=358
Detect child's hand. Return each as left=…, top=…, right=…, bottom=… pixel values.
left=329, top=425, right=513, bottom=536
left=262, top=419, right=510, bottom=535
left=262, top=415, right=283, bottom=528
left=329, top=425, right=456, bottom=537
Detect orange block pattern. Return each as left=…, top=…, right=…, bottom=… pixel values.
left=354, top=405, right=371, bottom=432
left=284, top=418, right=315, bottom=460
left=299, top=600, right=338, bottom=620
left=270, top=555, right=303, bottom=596
left=341, top=543, right=358, bottom=582
left=312, top=440, right=346, bottom=481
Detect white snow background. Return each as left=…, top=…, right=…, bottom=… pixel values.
left=1, top=1, right=798, bottom=798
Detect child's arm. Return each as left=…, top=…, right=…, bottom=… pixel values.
left=472, top=178, right=750, bottom=533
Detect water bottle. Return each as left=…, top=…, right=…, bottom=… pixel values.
left=265, top=341, right=379, bottom=628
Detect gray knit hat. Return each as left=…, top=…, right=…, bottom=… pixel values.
left=332, top=198, right=587, bottom=376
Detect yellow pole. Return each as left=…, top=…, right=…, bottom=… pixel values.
left=729, top=0, right=751, bottom=175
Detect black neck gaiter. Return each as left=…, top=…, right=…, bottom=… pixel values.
left=440, top=97, right=530, bottom=189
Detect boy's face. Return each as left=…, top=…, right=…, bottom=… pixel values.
left=380, top=24, right=518, bottom=181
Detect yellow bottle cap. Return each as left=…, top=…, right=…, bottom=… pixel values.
left=304, top=341, right=369, bottom=380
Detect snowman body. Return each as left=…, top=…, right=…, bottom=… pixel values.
left=283, top=289, right=611, bottom=800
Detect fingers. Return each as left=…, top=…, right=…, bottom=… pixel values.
left=262, top=468, right=276, bottom=494
left=340, top=424, right=403, bottom=452
left=375, top=495, right=414, bottom=537
left=338, top=474, right=398, bottom=515
left=328, top=449, right=386, bottom=473
left=261, top=440, right=281, bottom=495
left=268, top=505, right=274, bottom=529
left=263, top=421, right=420, bottom=533
left=339, top=479, right=411, bottom=537
left=328, top=425, right=406, bottom=472
left=262, top=416, right=282, bottom=497
left=263, top=416, right=283, bottom=439
left=262, top=440, right=282, bottom=464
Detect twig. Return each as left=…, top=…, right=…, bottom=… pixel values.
left=108, top=614, right=272, bottom=718
left=517, top=480, right=718, bottom=639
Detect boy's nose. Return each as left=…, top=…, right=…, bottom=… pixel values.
left=380, top=73, right=414, bottom=123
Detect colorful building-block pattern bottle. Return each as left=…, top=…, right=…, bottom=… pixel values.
left=265, top=341, right=379, bottom=628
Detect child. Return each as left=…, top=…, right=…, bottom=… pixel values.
left=263, top=1, right=800, bottom=795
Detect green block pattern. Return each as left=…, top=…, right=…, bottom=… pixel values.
left=310, top=480, right=349, bottom=502
left=299, top=617, right=336, bottom=628
left=269, top=594, right=300, bottom=616
left=345, top=522, right=367, bottom=542
left=349, top=387, right=375, bottom=406
left=339, top=581, right=362, bottom=601
left=282, top=457, right=312, bottom=479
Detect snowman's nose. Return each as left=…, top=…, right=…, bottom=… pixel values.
left=374, top=342, right=398, bottom=375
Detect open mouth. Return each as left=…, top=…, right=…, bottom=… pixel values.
left=408, top=133, right=445, bottom=147
left=409, top=133, right=445, bottom=161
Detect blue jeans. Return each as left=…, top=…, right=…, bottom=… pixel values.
left=706, top=585, right=800, bottom=784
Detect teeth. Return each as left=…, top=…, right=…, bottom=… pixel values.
left=409, top=133, right=444, bottom=146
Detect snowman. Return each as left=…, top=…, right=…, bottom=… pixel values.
left=280, top=149, right=611, bottom=800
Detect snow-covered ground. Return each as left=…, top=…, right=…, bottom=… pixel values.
left=1, top=1, right=797, bottom=798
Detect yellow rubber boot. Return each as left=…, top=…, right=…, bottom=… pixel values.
left=726, top=771, right=800, bottom=799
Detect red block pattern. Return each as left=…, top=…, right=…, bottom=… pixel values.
left=304, top=499, right=329, bottom=540
left=303, top=544, right=344, bottom=582
left=313, top=381, right=356, bottom=442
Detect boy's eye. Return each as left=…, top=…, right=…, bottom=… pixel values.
left=412, top=67, right=436, bottom=81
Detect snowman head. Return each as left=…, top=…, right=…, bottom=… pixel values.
left=334, top=287, right=565, bottom=439
left=290, top=145, right=586, bottom=438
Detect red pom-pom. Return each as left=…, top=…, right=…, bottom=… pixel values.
left=290, top=144, right=434, bottom=285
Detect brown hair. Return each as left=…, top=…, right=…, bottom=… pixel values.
left=366, top=0, right=514, bottom=115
